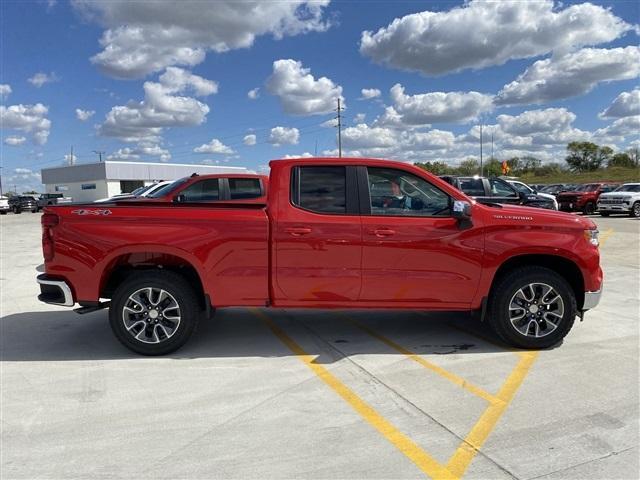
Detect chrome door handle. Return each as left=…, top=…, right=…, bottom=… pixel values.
left=284, top=227, right=312, bottom=236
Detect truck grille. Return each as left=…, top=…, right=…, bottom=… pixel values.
left=599, top=197, right=626, bottom=204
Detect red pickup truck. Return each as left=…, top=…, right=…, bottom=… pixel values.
left=37, top=158, right=603, bottom=355
left=557, top=183, right=619, bottom=214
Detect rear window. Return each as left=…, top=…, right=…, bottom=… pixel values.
left=458, top=178, right=485, bottom=196
left=293, top=166, right=346, bottom=214
left=229, top=178, right=262, bottom=199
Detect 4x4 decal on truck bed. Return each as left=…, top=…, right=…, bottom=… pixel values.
left=71, top=209, right=112, bottom=216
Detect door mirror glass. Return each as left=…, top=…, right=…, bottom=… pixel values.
left=452, top=200, right=472, bottom=219
left=173, top=194, right=186, bottom=203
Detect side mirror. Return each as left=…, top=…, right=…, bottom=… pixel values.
left=173, top=194, right=186, bottom=203
left=452, top=200, right=472, bottom=220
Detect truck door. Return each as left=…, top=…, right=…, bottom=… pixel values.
left=273, top=165, right=362, bottom=304
left=360, top=166, right=483, bottom=307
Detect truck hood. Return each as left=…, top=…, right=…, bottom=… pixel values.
left=479, top=202, right=595, bottom=229
left=599, top=191, right=635, bottom=198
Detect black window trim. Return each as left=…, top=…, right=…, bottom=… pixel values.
left=223, top=177, right=265, bottom=200
left=177, top=178, right=224, bottom=203
left=359, top=166, right=454, bottom=218
left=290, top=165, right=359, bottom=216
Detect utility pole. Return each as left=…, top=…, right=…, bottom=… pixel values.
left=491, top=132, right=494, bottom=161
left=69, top=146, right=74, bottom=166
left=0, top=167, right=3, bottom=196
left=479, top=123, right=483, bottom=176
left=314, top=140, right=318, bottom=157
left=93, top=150, right=105, bottom=162
left=335, top=98, right=343, bottom=158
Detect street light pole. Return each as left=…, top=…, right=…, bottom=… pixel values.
left=479, top=123, right=483, bottom=176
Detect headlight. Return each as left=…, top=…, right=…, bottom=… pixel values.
left=584, top=229, right=599, bottom=247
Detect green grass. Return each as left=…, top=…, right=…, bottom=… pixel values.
left=518, top=166, right=640, bottom=185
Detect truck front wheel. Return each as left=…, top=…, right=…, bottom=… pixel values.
left=109, top=271, right=201, bottom=355
left=488, top=267, right=577, bottom=349
left=631, top=201, right=640, bottom=218
left=583, top=201, right=596, bottom=215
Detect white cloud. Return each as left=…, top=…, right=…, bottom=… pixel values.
left=269, top=126, right=299, bottom=146
left=282, top=152, right=314, bottom=159
left=599, top=89, right=640, bottom=119
left=360, top=0, right=633, bottom=76
left=63, top=153, right=78, bottom=165
left=0, top=84, right=11, bottom=100
left=353, top=113, right=366, bottom=123
left=75, top=108, right=96, bottom=121
left=595, top=115, right=640, bottom=139
left=496, top=47, right=640, bottom=106
left=28, top=72, right=60, bottom=87
left=266, top=59, right=344, bottom=115
left=98, top=67, right=217, bottom=143
left=0, top=103, right=51, bottom=144
left=247, top=88, right=260, bottom=100
left=5, top=168, right=43, bottom=194
left=386, top=83, right=493, bottom=125
left=194, top=138, right=234, bottom=154
left=72, top=0, right=332, bottom=78
left=360, top=88, right=381, bottom=100
left=497, top=108, right=576, bottom=137
left=243, top=134, right=257, bottom=146
left=107, top=144, right=171, bottom=161
left=4, top=135, right=27, bottom=146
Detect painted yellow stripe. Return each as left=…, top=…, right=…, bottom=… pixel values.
left=250, top=308, right=456, bottom=480
left=446, top=351, right=538, bottom=477
left=599, top=228, right=614, bottom=248
left=342, top=315, right=502, bottom=405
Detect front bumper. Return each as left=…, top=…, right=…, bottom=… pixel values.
left=583, top=286, right=603, bottom=310
left=37, top=274, right=74, bottom=306
left=597, top=203, right=631, bottom=212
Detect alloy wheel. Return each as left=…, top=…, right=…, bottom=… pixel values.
left=122, top=287, right=181, bottom=344
left=508, top=283, right=565, bottom=338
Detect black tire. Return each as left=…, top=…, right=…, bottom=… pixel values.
left=0, top=211, right=6, bottom=215
left=599, top=211, right=610, bottom=217
left=31, top=209, right=37, bottom=213
left=487, top=266, right=577, bottom=349
left=13, top=206, right=21, bottom=214
left=583, top=201, right=596, bottom=215
left=109, top=270, right=202, bottom=355
left=631, top=201, right=640, bottom=218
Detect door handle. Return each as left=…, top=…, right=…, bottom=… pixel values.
left=284, top=227, right=312, bottom=236
left=371, top=228, right=396, bottom=237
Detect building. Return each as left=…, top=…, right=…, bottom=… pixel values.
left=40, top=161, right=249, bottom=202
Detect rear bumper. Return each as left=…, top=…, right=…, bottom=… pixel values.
left=583, top=286, right=603, bottom=310
left=37, top=274, right=74, bottom=306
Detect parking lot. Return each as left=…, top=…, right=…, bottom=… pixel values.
left=1, top=212, right=638, bottom=479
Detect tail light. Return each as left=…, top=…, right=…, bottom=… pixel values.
left=41, top=213, right=59, bottom=261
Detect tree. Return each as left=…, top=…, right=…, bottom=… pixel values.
left=484, top=158, right=502, bottom=177
left=458, top=159, right=479, bottom=175
left=565, top=142, right=612, bottom=172
left=415, top=161, right=452, bottom=175
left=608, top=152, right=635, bottom=168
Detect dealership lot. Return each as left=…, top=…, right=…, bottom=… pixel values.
left=1, top=213, right=638, bottom=479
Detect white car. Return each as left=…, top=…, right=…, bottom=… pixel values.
left=507, top=180, right=559, bottom=210
left=0, top=196, right=9, bottom=215
left=597, top=183, right=640, bottom=217
left=94, top=181, right=174, bottom=203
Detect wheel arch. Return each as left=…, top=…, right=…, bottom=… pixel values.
left=99, top=250, right=209, bottom=311
left=490, top=254, right=585, bottom=310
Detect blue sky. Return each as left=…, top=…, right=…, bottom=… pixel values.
left=1, top=0, right=638, bottom=192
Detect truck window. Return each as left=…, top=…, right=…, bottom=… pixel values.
left=294, top=166, right=346, bottom=214
left=489, top=178, right=518, bottom=197
left=367, top=167, right=450, bottom=217
left=180, top=179, right=220, bottom=201
left=459, top=178, right=485, bottom=196
left=229, top=178, right=262, bottom=199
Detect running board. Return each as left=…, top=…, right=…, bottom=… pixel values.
left=74, top=301, right=110, bottom=315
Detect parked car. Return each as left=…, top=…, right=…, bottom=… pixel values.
left=8, top=195, right=38, bottom=213
left=597, top=183, right=640, bottom=217
left=440, top=175, right=556, bottom=209
left=94, top=181, right=175, bottom=203
left=37, top=193, right=73, bottom=210
left=539, top=184, right=578, bottom=197
left=557, top=183, right=620, bottom=215
left=506, top=180, right=558, bottom=210
left=0, top=196, right=10, bottom=214
left=37, top=157, right=602, bottom=355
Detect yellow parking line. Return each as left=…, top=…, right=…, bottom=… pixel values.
left=342, top=315, right=502, bottom=405
left=250, top=308, right=456, bottom=479
left=446, top=351, right=538, bottom=478
left=599, top=228, right=614, bottom=248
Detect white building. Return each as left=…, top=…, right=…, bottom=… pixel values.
left=41, top=161, right=249, bottom=202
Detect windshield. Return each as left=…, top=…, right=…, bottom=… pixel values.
left=614, top=184, right=640, bottom=192
left=131, top=185, right=154, bottom=196
left=509, top=181, right=533, bottom=194
left=574, top=184, right=599, bottom=192
left=147, top=178, right=187, bottom=198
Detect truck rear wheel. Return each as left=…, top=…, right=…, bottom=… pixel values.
left=487, top=267, right=577, bottom=349
left=109, top=271, right=201, bottom=355
left=583, top=201, right=596, bottom=215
